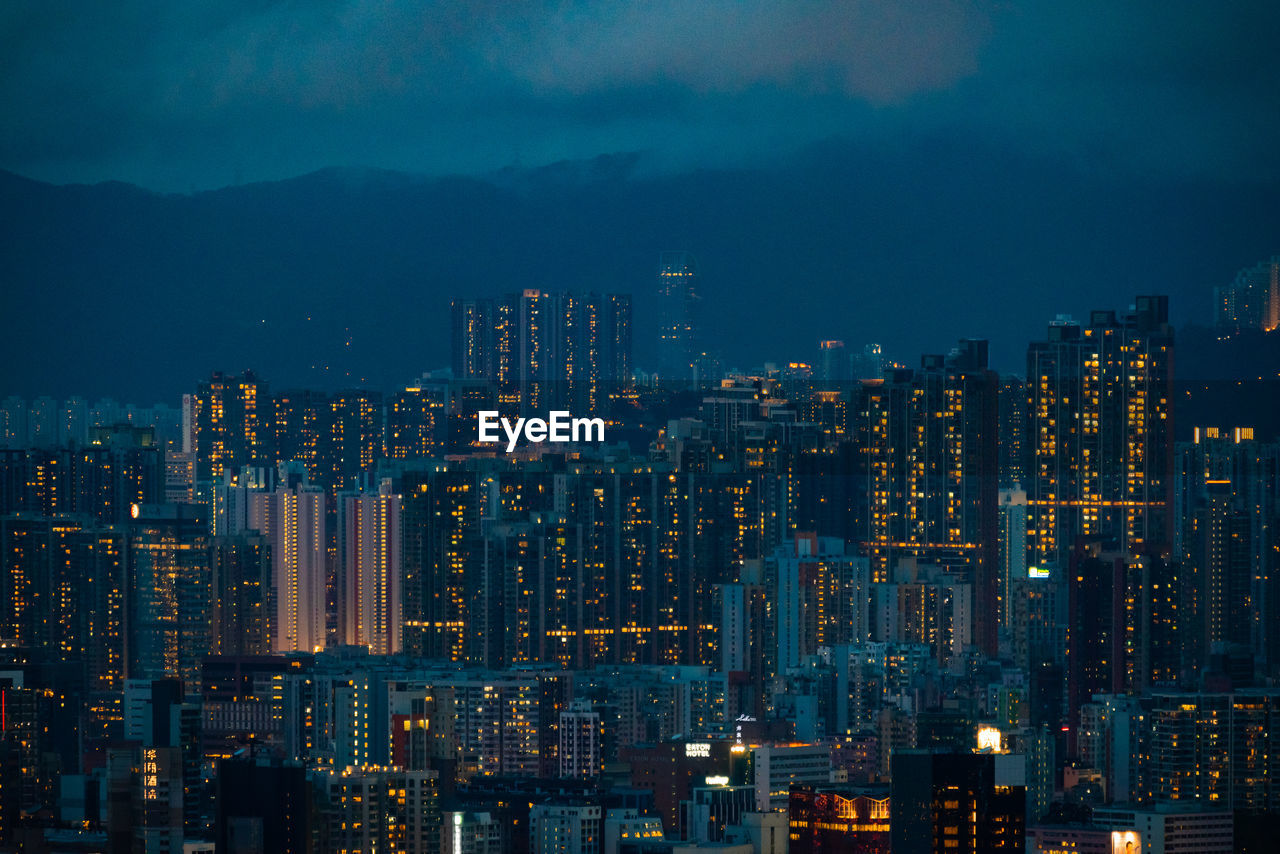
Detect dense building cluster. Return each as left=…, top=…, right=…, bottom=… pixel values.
left=1, top=259, right=1278, bottom=853
left=1214, top=255, right=1279, bottom=338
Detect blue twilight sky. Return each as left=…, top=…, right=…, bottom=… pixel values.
left=2, top=1, right=1278, bottom=191
left=2, top=2, right=1279, bottom=401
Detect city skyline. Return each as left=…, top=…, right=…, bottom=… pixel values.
left=3, top=272, right=1280, bottom=851
left=3, top=4, right=1280, bottom=852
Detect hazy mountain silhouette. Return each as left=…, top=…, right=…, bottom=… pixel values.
left=2, top=136, right=1278, bottom=402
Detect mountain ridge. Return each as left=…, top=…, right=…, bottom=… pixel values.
left=2, top=138, right=1277, bottom=402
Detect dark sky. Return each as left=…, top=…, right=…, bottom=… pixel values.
left=2, top=2, right=1279, bottom=402
left=4, top=2, right=1278, bottom=191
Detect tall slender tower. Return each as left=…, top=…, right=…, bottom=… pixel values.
left=338, top=482, right=403, bottom=654
left=657, top=251, right=700, bottom=383
left=854, top=339, right=1000, bottom=654
left=1026, top=296, right=1174, bottom=569
left=246, top=481, right=326, bottom=654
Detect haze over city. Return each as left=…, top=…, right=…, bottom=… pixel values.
left=3, top=2, right=1280, bottom=400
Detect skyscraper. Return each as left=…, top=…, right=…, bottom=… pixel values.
left=215, top=757, right=312, bottom=854
left=0, top=431, right=164, bottom=525
left=328, top=390, right=384, bottom=491
left=338, top=482, right=403, bottom=654
left=245, top=479, right=327, bottom=654
left=769, top=534, right=872, bottom=672
left=0, top=514, right=127, bottom=691
left=1175, top=426, right=1280, bottom=678
left=318, top=766, right=440, bottom=854
left=401, top=467, right=480, bottom=662
left=853, top=338, right=1000, bottom=654
left=451, top=297, right=496, bottom=381
left=1147, top=691, right=1280, bottom=812
left=657, top=251, right=700, bottom=383
left=890, top=750, right=1025, bottom=853
left=1025, top=297, right=1174, bottom=569
left=126, top=503, right=212, bottom=687
left=1214, top=255, right=1279, bottom=336
left=817, top=339, right=849, bottom=382
left=997, top=375, right=1026, bottom=487
left=210, top=533, right=273, bottom=657
left=191, top=370, right=269, bottom=485
left=451, top=290, right=632, bottom=413
left=0, top=397, right=27, bottom=447
left=385, top=386, right=446, bottom=461
left=997, top=486, right=1028, bottom=629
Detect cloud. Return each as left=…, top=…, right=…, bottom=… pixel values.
left=483, top=1, right=988, bottom=102
left=0, top=1, right=1277, bottom=189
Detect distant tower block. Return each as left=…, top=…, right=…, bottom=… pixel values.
left=657, top=251, right=701, bottom=383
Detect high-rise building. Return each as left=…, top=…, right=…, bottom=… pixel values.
left=770, top=534, right=872, bottom=673
left=997, top=487, right=1028, bottom=629
left=388, top=673, right=540, bottom=783
left=0, top=515, right=127, bottom=691
left=191, top=370, right=269, bottom=485
left=270, top=388, right=330, bottom=487
left=1066, top=542, right=1127, bottom=727
left=1146, top=691, right=1280, bottom=813
left=559, top=701, right=603, bottom=780
left=164, top=449, right=195, bottom=504
left=1076, top=694, right=1147, bottom=805
left=401, top=467, right=480, bottom=662
left=451, top=298, right=497, bottom=381
left=126, top=503, right=212, bottom=687
left=998, top=375, right=1026, bottom=487
left=850, top=344, right=884, bottom=382
left=751, top=743, right=832, bottom=812
left=0, top=397, right=27, bottom=447
left=210, top=533, right=272, bottom=657
left=1214, top=255, right=1279, bottom=336
left=890, top=750, right=1025, bottom=853
left=0, top=441, right=164, bottom=525
left=451, top=290, right=632, bottom=412
left=1174, top=426, right=1280, bottom=678
left=215, top=757, right=311, bottom=854
left=119, top=745, right=187, bottom=852
left=270, top=386, right=386, bottom=491
left=817, top=340, right=849, bottom=382
left=328, top=390, right=384, bottom=492
left=26, top=397, right=57, bottom=448
left=1066, top=541, right=1196, bottom=741
left=656, top=251, right=700, bottom=383
left=122, top=679, right=204, bottom=833
left=1026, top=298, right=1174, bottom=569
left=529, top=801, right=602, bottom=854
left=1090, top=805, right=1234, bottom=853
left=338, top=482, right=403, bottom=654
left=486, top=516, right=601, bottom=671
left=603, top=293, right=633, bottom=388
left=200, top=656, right=305, bottom=765
left=385, top=386, right=446, bottom=461
left=443, top=810, right=505, bottom=854
left=59, top=396, right=89, bottom=447
left=853, top=338, right=1000, bottom=654
left=245, top=479, right=326, bottom=654
left=317, top=766, right=440, bottom=854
